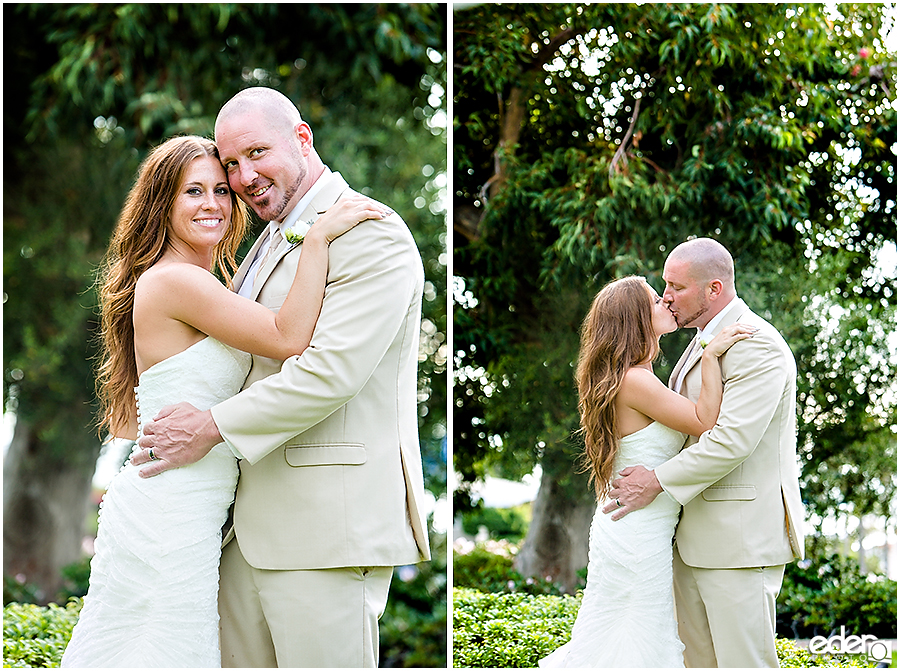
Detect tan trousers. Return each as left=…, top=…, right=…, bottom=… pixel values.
left=673, top=544, right=784, bottom=668
left=218, top=540, right=393, bottom=668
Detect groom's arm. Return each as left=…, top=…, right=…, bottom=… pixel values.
left=212, top=214, right=420, bottom=464
left=654, top=327, right=789, bottom=505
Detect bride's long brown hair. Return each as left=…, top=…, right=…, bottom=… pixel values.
left=576, top=276, right=660, bottom=499
left=95, top=136, right=248, bottom=437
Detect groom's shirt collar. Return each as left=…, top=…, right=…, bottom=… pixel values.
left=696, top=295, right=742, bottom=341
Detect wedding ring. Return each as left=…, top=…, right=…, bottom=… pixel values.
left=149, top=448, right=157, bottom=461
left=616, top=498, right=622, bottom=507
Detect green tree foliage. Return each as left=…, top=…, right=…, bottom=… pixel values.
left=4, top=5, right=447, bottom=663
left=453, top=2, right=895, bottom=579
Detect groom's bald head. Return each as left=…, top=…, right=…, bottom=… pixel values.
left=662, top=238, right=737, bottom=329
left=667, top=238, right=735, bottom=293
left=215, top=87, right=304, bottom=140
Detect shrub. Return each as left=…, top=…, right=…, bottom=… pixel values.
left=778, top=551, right=897, bottom=640
left=453, top=540, right=579, bottom=596
left=453, top=588, right=875, bottom=668
left=3, top=599, right=81, bottom=668
left=453, top=587, right=579, bottom=668
left=3, top=575, right=40, bottom=608
left=459, top=504, right=531, bottom=542
left=380, top=528, right=448, bottom=668
left=4, top=556, right=92, bottom=608
left=776, top=637, right=876, bottom=668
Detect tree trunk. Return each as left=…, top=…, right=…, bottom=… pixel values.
left=514, top=467, right=595, bottom=594
left=3, top=416, right=99, bottom=604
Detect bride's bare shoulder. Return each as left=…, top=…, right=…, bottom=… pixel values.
left=135, top=262, right=220, bottom=300
left=621, top=366, right=662, bottom=387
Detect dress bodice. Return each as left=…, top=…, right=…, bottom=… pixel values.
left=135, top=337, right=251, bottom=433
left=614, top=421, right=686, bottom=472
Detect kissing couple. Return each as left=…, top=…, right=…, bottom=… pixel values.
left=541, top=238, right=806, bottom=668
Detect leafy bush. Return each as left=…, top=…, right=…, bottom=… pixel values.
left=380, top=528, right=448, bottom=668
left=3, top=599, right=81, bottom=668
left=4, top=533, right=448, bottom=669
left=778, top=551, right=897, bottom=640
left=453, top=540, right=575, bottom=596
left=57, top=557, right=92, bottom=603
left=453, top=587, right=579, bottom=668
left=453, top=588, right=874, bottom=668
left=3, top=575, right=40, bottom=608
left=459, top=503, right=531, bottom=541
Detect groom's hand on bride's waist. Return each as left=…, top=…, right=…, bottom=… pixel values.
left=602, top=465, right=663, bottom=520
left=131, top=402, right=223, bottom=478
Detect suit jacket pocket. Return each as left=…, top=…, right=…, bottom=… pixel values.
left=701, top=484, right=757, bottom=501
left=284, top=443, right=367, bottom=467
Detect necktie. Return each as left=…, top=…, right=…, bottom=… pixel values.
left=253, top=226, right=282, bottom=293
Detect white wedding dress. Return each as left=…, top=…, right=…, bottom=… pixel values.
left=62, top=337, right=250, bottom=668
left=540, top=421, right=687, bottom=668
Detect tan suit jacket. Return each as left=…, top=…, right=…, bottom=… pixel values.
left=211, top=169, right=430, bottom=570
left=655, top=299, right=805, bottom=569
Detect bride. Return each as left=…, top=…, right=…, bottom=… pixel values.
left=540, top=276, right=755, bottom=668
left=61, top=135, right=388, bottom=667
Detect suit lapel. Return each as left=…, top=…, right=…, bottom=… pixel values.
left=308, top=170, right=351, bottom=217
left=669, top=333, right=701, bottom=391
left=249, top=235, right=292, bottom=301
left=232, top=228, right=269, bottom=292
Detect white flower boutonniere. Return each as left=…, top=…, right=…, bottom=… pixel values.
left=284, top=220, right=314, bottom=245
left=284, top=229, right=304, bottom=245
left=699, top=337, right=710, bottom=349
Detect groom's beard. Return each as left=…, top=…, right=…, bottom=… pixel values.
left=676, top=305, right=708, bottom=328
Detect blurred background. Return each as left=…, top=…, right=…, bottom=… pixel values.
left=3, top=4, right=447, bottom=667
left=452, top=3, right=896, bottom=665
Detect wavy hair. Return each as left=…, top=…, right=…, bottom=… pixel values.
left=95, top=136, right=248, bottom=437
left=576, top=276, right=660, bottom=499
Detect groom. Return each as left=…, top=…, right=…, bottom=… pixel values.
left=605, top=238, right=805, bottom=667
left=132, top=87, right=431, bottom=667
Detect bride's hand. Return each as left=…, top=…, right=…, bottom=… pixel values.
left=703, top=323, right=758, bottom=358
left=307, top=194, right=392, bottom=245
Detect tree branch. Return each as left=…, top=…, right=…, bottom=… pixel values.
left=609, top=95, right=641, bottom=178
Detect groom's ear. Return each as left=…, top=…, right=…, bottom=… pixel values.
left=707, top=279, right=725, bottom=300
left=295, top=122, right=314, bottom=155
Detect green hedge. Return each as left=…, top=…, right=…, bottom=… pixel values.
left=778, top=552, right=897, bottom=640
left=3, top=599, right=80, bottom=668
left=5, top=532, right=446, bottom=669
left=452, top=587, right=578, bottom=668
left=452, top=540, right=583, bottom=596
left=455, top=539, right=896, bottom=642
left=452, top=588, right=874, bottom=668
